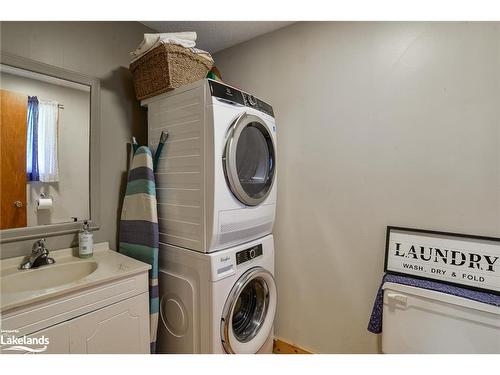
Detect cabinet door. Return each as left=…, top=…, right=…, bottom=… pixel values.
left=69, top=292, right=150, bottom=354
left=32, top=322, right=71, bottom=354
left=1, top=321, right=71, bottom=354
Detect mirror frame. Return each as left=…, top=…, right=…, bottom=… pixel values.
left=0, top=52, right=100, bottom=243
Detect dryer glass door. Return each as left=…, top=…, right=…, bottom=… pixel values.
left=224, top=113, right=276, bottom=206
left=221, top=267, right=277, bottom=354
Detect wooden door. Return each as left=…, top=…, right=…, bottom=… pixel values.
left=0, top=89, right=28, bottom=229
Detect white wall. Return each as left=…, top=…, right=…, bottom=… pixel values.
left=1, top=72, right=90, bottom=227
left=215, top=22, right=500, bottom=353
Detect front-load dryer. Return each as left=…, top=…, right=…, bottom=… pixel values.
left=143, top=79, right=277, bottom=253
left=157, top=234, right=277, bottom=353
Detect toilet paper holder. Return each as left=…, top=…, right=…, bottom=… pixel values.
left=37, top=193, right=54, bottom=210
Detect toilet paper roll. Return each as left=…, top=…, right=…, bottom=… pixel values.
left=37, top=197, right=53, bottom=210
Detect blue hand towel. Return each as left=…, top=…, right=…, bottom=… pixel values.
left=368, top=274, right=500, bottom=334
left=119, top=146, right=159, bottom=353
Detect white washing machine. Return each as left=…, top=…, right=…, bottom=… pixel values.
left=143, top=79, right=277, bottom=253
left=157, top=234, right=277, bottom=354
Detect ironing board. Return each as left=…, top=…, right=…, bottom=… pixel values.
left=119, top=146, right=159, bottom=353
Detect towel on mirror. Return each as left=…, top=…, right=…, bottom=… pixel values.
left=367, top=273, right=500, bottom=334
left=119, top=146, right=159, bottom=353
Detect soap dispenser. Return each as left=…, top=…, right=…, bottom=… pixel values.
left=78, top=220, right=93, bottom=258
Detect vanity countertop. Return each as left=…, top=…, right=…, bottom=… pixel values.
left=0, top=242, right=151, bottom=312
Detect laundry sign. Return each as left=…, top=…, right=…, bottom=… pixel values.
left=385, top=227, right=500, bottom=294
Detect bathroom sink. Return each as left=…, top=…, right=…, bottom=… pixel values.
left=0, top=242, right=151, bottom=312
left=1, top=261, right=98, bottom=294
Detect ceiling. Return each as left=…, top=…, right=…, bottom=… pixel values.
left=141, top=21, right=294, bottom=53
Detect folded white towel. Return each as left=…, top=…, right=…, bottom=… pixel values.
left=130, top=42, right=214, bottom=65
left=130, top=32, right=197, bottom=59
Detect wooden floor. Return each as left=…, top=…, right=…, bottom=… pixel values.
left=273, top=339, right=312, bottom=354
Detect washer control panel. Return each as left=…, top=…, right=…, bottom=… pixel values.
left=236, top=244, right=263, bottom=265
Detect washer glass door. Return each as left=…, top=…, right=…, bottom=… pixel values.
left=221, top=267, right=277, bottom=354
left=224, top=113, right=276, bottom=206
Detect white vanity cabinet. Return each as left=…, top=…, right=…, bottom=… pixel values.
left=0, top=247, right=151, bottom=354
left=69, top=293, right=149, bottom=354
left=21, top=293, right=149, bottom=354
left=27, top=322, right=71, bottom=354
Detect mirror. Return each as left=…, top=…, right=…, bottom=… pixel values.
left=0, top=53, right=100, bottom=243
left=1, top=65, right=90, bottom=229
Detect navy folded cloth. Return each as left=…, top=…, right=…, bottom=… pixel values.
left=367, top=274, right=500, bottom=334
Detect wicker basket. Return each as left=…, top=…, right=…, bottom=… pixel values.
left=130, top=43, right=214, bottom=100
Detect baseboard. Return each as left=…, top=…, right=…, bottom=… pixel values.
left=273, top=338, right=313, bottom=354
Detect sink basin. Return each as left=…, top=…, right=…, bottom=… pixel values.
left=1, top=261, right=98, bottom=294
left=0, top=242, right=152, bottom=313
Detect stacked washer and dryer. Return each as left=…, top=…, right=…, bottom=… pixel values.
left=143, top=79, right=278, bottom=353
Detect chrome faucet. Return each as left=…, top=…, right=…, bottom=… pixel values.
left=19, top=239, right=56, bottom=270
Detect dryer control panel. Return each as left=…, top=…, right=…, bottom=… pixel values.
left=208, top=80, right=274, bottom=117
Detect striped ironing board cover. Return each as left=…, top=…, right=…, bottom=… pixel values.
left=119, top=146, right=159, bottom=353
